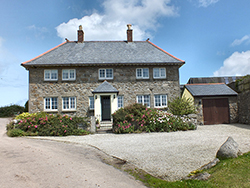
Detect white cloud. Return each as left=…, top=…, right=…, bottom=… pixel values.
left=56, top=0, right=179, bottom=41
left=213, top=51, right=250, bottom=76
left=198, top=0, right=219, bottom=7
left=231, top=35, right=250, bottom=46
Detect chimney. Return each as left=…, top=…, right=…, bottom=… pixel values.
left=127, top=24, right=133, bottom=42
left=78, top=25, right=84, bottom=43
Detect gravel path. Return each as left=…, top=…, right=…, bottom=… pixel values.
left=31, top=124, right=250, bottom=181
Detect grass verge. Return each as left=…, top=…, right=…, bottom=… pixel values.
left=115, top=152, right=250, bottom=188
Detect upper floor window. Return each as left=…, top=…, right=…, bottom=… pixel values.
left=154, top=94, right=167, bottom=108
left=136, top=95, right=150, bottom=107
left=44, top=97, right=58, bottom=111
left=153, top=68, right=166, bottom=79
left=62, top=97, right=76, bottom=110
left=136, top=68, right=149, bottom=79
left=118, top=95, right=124, bottom=109
left=99, top=69, right=113, bottom=80
left=44, top=70, right=58, bottom=81
left=62, top=69, right=76, bottom=80
left=89, top=96, right=94, bottom=110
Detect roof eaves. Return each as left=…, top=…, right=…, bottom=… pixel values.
left=21, top=41, right=67, bottom=66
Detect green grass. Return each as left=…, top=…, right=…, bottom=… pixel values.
left=128, top=152, right=250, bottom=188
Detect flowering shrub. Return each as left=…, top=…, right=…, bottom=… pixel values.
left=112, top=103, right=196, bottom=134
left=7, top=112, right=89, bottom=137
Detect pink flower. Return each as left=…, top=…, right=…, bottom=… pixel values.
left=123, top=120, right=125, bottom=123
left=142, top=114, right=145, bottom=118
left=146, top=108, right=148, bottom=111
left=118, top=124, right=121, bottom=127
left=132, top=118, right=134, bottom=121
left=64, top=130, right=67, bottom=133
left=28, top=126, right=30, bottom=128
left=70, top=118, right=72, bottom=120
left=141, top=124, right=143, bottom=127
left=35, top=125, right=37, bottom=128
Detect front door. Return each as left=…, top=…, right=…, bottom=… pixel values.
left=101, top=96, right=111, bottom=121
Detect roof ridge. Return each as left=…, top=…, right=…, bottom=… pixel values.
left=146, top=40, right=185, bottom=63
left=22, top=41, right=67, bottom=65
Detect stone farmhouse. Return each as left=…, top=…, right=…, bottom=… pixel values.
left=21, top=24, right=185, bottom=127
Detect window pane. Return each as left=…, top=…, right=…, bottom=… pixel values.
left=51, top=97, right=58, bottom=109
left=143, top=68, right=149, bottom=78
left=51, top=70, right=58, bottom=80
left=144, top=95, right=150, bottom=107
left=162, top=95, right=167, bottom=106
left=62, top=70, right=68, bottom=80
left=160, top=68, right=166, bottom=77
left=137, top=96, right=142, bottom=104
left=63, top=97, right=69, bottom=109
left=137, top=69, right=142, bottom=78
left=89, top=97, right=94, bottom=109
left=118, top=96, right=123, bottom=108
left=99, top=69, right=105, bottom=78
left=45, top=70, right=50, bottom=80
left=153, top=68, right=160, bottom=78
left=45, top=98, right=50, bottom=109
left=70, top=97, right=75, bottom=109
left=69, top=70, right=75, bottom=79
left=106, top=69, right=113, bottom=78
left=155, top=95, right=161, bottom=107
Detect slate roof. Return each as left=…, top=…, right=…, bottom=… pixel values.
left=185, top=83, right=238, bottom=97
left=22, top=40, right=184, bottom=67
left=92, top=81, right=119, bottom=93
left=187, top=76, right=242, bottom=84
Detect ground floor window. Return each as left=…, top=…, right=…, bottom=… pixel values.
left=44, top=97, right=58, bottom=110
left=154, top=94, right=167, bottom=107
left=62, top=97, right=76, bottom=110
left=118, top=95, right=124, bottom=108
left=136, top=95, right=150, bottom=107
left=89, top=96, right=94, bottom=110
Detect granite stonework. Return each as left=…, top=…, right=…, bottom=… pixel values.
left=194, top=96, right=238, bottom=125
left=237, top=76, right=250, bottom=125
left=28, top=65, right=181, bottom=117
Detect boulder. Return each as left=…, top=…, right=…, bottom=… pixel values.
left=216, top=137, right=242, bottom=159
left=199, top=158, right=220, bottom=170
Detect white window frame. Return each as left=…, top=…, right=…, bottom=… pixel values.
left=154, top=94, right=167, bottom=108
left=153, top=68, right=166, bottom=79
left=62, top=69, right=76, bottom=80
left=44, top=70, right=58, bottom=81
left=62, top=97, right=76, bottom=110
left=117, top=95, right=124, bottom=109
left=136, top=68, right=149, bottom=79
left=89, top=96, right=94, bottom=110
left=136, top=95, right=150, bottom=107
left=99, top=68, right=113, bottom=80
left=44, top=97, right=58, bottom=111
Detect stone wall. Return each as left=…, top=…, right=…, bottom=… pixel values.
left=237, top=76, right=250, bottom=124
left=28, top=65, right=181, bottom=117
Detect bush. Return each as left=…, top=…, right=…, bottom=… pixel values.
left=168, top=97, right=197, bottom=115
left=0, top=104, right=25, bottom=117
left=7, top=112, right=90, bottom=137
left=7, top=129, right=26, bottom=137
left=112, top=103, right=196, bottom=134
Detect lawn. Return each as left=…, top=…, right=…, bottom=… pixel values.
left=128, top=152, right=250, bottom=188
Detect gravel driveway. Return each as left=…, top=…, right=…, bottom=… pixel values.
left=32, top=124, right=250, bottom=181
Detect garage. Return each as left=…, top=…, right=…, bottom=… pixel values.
left=182, top=83, right=238, bottom=125
left=202, top=98, right=229, bottom=125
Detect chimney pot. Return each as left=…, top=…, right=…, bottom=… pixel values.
left=127, top=24, right=133, bottom=42
left=78, top=25, right=84, bottom=43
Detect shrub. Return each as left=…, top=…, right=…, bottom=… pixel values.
left=7, top=129, right=26, bottom=137
left=7, top=112, right=90, bottom=137
left=0, top=104, right=25, bottom=117
left=112, top=103, right=196, bottom=134
left=168, top=97, right=197, bottom=115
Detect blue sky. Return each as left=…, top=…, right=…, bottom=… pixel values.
left=0, top=0, right=250, bottom=107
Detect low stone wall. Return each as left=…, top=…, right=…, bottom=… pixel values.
left=237, top=76, right=250, bottom=125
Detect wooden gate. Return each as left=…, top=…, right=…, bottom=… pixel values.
left=202, top=98, right=230, bottom=125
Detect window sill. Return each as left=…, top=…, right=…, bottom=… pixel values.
left=62, top=109, right=76, bottom=112
left=44, top=109, right=58, bottom=112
